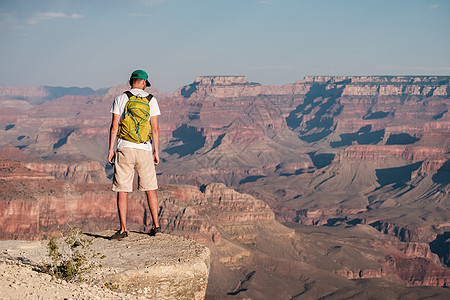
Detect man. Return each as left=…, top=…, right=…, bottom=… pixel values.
left=108, top=69, right=161, bottom=240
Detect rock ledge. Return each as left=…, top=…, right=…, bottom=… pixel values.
left=0, top=231, right=210, bottom=299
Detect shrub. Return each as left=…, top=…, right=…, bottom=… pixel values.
left=40, top=226, right=105, bottom=282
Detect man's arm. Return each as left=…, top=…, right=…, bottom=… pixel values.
left=108, top=113, right=120, bottom=164
left=150, top=115, right=160, bottom=165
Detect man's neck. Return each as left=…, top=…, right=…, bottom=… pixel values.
left=131, top=86, right=144, bottom=90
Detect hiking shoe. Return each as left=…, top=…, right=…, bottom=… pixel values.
left=149, top=227, right=161, bottom=236
left=110, top=230, right=128, bottom=241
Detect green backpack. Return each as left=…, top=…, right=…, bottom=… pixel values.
left=118, top=91, right=153, bottom=144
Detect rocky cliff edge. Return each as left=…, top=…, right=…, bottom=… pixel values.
left=0, top=231, right=210, bottom=299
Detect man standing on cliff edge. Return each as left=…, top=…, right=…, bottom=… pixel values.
left=108, top=69, right=161, bottom=240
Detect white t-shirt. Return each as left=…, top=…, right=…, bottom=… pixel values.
left=110, top=88, right=161, bottom=152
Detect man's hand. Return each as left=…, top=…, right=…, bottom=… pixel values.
left=153, top=151, right=159, bottom=165
left=108, top=150, right=115, bottom=165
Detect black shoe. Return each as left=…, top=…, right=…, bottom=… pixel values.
left=110, top=230, right=128, bottom=241
left=149, top=227, right=161, bottom=236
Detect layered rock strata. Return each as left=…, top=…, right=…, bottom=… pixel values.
left=1, top=76, right=449, bottom=296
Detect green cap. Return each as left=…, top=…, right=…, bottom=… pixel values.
left=130, top=69, right=151, bottom=87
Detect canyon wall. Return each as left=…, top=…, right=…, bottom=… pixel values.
left=0, top=75, right=449, bottom=296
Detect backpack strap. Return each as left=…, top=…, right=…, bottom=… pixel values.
left=124, top=91, right=153, bottom=101
left=124, top=91, right=134, bottom=99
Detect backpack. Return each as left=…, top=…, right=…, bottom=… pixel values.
left=117, top=91, right=153, bottom=144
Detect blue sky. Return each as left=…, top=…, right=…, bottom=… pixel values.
left=0, top=0, right=449, bottom=91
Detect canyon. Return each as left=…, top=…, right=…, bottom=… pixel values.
left=0, top=75, right=449, bottom=298
left=0, top=154, right=449, bottom=298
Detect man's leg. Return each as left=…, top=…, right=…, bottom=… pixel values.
left=117, top=191, right=128, bottom=232
left=111, top=148, right=134, bottom=239
left=145, top=190, right=159, bottom=228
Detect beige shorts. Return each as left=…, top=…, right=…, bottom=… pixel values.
left=112, top=148, right=158, bottom=192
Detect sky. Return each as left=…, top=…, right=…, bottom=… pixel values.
left=0, top=0, right=449, bottom=92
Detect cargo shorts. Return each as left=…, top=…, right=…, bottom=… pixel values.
left=112, top=148, right=158, bottom=192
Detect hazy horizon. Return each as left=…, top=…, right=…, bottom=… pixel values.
left=2, top=74, right=450, bottom=94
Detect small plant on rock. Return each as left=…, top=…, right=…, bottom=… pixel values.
left=40, top=225, right=105, bottom=282
left=104, top=281, right=120, bottom=291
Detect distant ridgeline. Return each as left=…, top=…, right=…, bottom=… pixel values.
left=302, top=75, right=450, bottom=96
left=176, top=75, right=450, bottom=99
left=179, top=75, right=260, bottom=98
left=0, top=85, right=108, bottom=105
left=303, top=75, right=450, bottom=84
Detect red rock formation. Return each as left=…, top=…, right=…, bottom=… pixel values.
left=335, top=268, right=384, bottom=279
left=0, top=157, right=54, bottom=181
left=412, top=156, right=449, bottom=177
left=174, top=76, right=311, bottom=99
left=24, top=160, right=108, bottom=184
left=331, top=235, right=449, bottom=287
left=388, top=255, right=449, bottom=287
left=156, top=183, right=277, bottom=243
left=335, top=145, right=447, bottom=163
left=387, top=241, right=441, bottom=264
left=303, top=75, right=449, bottom=97
left=0, top=145, right=31, bottom=161
left=0, top=146, right=109, bottom=184
left=0, top=152, right=276, bottom=243
left=0, top=156, right=116, bottom=240
left=336, top=255, right=450, bottom=287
